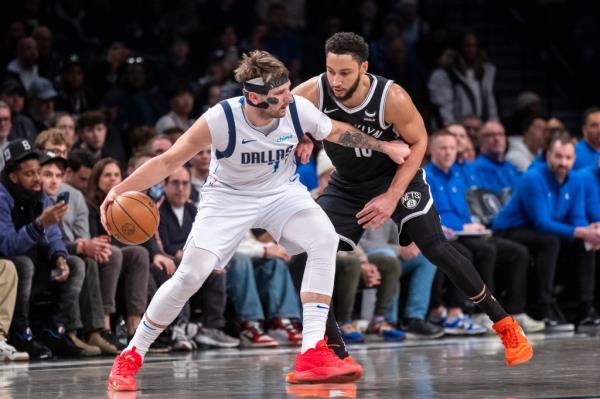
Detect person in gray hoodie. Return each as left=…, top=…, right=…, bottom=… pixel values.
left=428, top=31, right=498, bottom=128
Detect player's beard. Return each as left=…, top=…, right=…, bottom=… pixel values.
left=328, top=73, right=361, bottom=101
left=259, top=108, right=280, bottom=120
left=262, top=104, right=287, bottom=119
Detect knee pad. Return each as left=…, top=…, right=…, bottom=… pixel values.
left=300, top=235, right=337, bottom=297
left=146, top=247, right=218, bottom=326
left=177, top=247, right=219, bottom=296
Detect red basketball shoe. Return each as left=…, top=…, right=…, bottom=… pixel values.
left=107, top=346, right=142, bottom=391
left=286, top=340, right=362, bottom=384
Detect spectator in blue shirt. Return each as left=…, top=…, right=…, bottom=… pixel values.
left=446, top=124, right=476, bottom=164
left=573, top=107, right=600, bottom=170
left=493, top=132, right=600, bottom=328
left=578, top=160, right=600, bottom=223
left=425, top=131, right=541, bottom=333
left=473, top=121, right=521, bottom=198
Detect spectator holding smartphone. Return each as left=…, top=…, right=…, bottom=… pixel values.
left=0, top=139, right=85, bottom=359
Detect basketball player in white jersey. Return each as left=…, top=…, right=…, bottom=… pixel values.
left=103, top=50, right=411, bottom=391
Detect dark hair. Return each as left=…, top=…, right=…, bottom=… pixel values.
left=67, top=148, right=95, bottom=172
left=42, top=158, right=66, bottom=173
left=130, top=125, right=157, bottom=153
left=547, top=130, right=575, bottom=152
left=77, top=110, right=106, bottom=131
left=520, top=116, right=545, bottom=134
left=325, top=32, right=369, bottom=63
left=582, top=106, right=600, bottom=126
left=86, top=158, right=122, bottom=207
left=166, top=79, right=193, bottom=100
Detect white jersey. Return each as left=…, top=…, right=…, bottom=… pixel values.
left=203, top=95, right=332, bottom=194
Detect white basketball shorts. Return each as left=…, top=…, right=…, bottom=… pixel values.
left=187, top=182, right=321, bottom=268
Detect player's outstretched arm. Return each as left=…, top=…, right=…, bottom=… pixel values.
left=100, top=116, right=212, bottom=230
left=326, top=120, right=411, bottom=165
left=355, top=85, right=427, bottom=230
left=383, top=84, right=428, bottom=199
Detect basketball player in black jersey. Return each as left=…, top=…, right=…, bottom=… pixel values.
left=287, top=32, right=533, bottom=384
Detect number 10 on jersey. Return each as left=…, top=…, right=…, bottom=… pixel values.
left=354, top=148, right=372, bottom=158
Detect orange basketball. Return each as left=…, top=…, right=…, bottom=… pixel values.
left=106, top=191, right=160, bottom=245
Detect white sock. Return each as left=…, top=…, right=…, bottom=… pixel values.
left=301, top=303, right=329, bottom=353
left=125, top=315, right=164, bottom=360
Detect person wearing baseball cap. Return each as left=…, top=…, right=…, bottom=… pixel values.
left=27, top=77, right=57, bottom=133
left=0, top=139, right=86, bottom=359
left=39, top=149, right=116, bottom=356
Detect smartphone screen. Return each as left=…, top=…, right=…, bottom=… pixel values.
left=57, top=191, right=70, bottom=204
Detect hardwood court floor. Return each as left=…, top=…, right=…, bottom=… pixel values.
left=1, top=332, right=600, bottom=399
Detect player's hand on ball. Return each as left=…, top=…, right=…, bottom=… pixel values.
left=383, top=141, right=411, bottom=165
left=295, top=135, right=314, bottom=164
left=100, top=189, right=118, bottom=234
left=357, top=192, right=398, bottom=230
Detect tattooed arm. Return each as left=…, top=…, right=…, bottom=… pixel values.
left=325, top=119, right=411, bottom=165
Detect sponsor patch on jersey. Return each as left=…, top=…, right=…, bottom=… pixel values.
left=276, top=133, right=294, bottom=143
left=401, top=191, right=421, bottom=209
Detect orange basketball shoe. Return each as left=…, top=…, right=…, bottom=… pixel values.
left=492, top=316, right=533, bottom=366
left=286, top=340, right=362, bottom=384
left=107, top=347, right=143, bottom=391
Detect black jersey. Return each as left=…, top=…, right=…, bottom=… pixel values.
left=318, top=72, right=399, bottom=183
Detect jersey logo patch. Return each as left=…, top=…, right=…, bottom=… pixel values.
left=241, top=139, right=257, bottom=144
left=276, top=134, right=294, bottom=143
left=324, top=107, right=338, bottom=114
left=401, top=191, right=421, bottom=209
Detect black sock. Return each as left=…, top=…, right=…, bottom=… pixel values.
left=325, top=308, right=349, bottom=359
left=470, top=285, right=507, bottom=323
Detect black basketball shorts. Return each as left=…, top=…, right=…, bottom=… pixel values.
left=317, top=168, right=433, bottom=250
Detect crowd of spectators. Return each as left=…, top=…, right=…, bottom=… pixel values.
left=1, top=0, right=599, bottom=362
